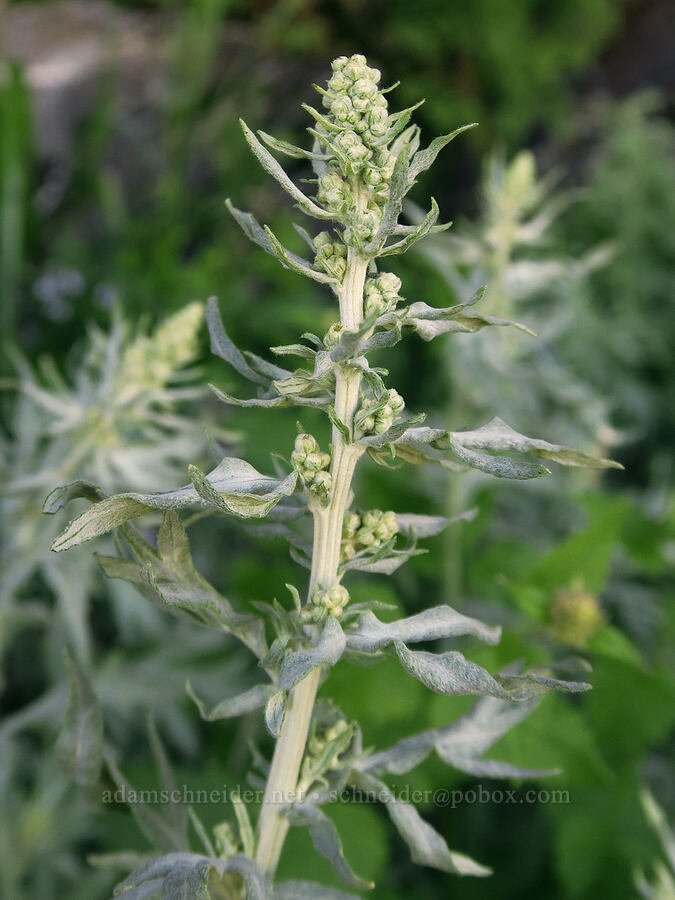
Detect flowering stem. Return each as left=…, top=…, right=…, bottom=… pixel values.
left=254, top=245, right=367, bottom=879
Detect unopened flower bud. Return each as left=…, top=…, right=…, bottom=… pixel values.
left=387, top=388, right=405, bottom=413
left=310, top=470, right=332, bottom=499
left=362, top=509, right=382, bottom=528
left=343, top=511, right=361, bottom=537
left=382, top=511, right=398, bottom=535
left=377, top=272, right=402, bottom=297
left=295, top=433, right=319, bottom=455
left=342, top=541, right=357, bottom=560
left=374, top=408, right=394, bottom=433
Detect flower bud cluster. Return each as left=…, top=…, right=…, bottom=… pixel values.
left=313, top=231, right=347, bottom=280
left=306, top=717, right=351, bottom=769
left=356, top=388, right=405, bottom=436
left=342, top=509, right=399, bottom=559
left=305, top=583, right=350, bottom=622
left=291, top=433, right=331, bottom=502
left=364, top=272, right=403, bottom=317
left=314, top=55, right=399, bottom=251
left=322, top=55, right=389, bottom=163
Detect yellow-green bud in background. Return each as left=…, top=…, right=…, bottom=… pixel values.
left=550, top=580, right=605, bottom=646
left=118, top=301, right=203, bottom=401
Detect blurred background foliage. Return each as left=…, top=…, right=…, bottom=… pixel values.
left=0, top=1, right=673, bottom=898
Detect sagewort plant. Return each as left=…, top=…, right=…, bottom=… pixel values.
left=50, top=55, right=622, bottom=899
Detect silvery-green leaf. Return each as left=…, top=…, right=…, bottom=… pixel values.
left=496, top=670, right=591, bottom=700
left=380, top=100, right=425, bottom=146
left=274, top=883, right=361, bottom=900
left=186, top=681, right=270, bottom=721
left=358, top=413, right=427, bottom=448
left=56, top=651, right=103, bottom=792
left=405, top=300, right=535, bottom=340
left=278, top=616, right=346, bottom=691
left=115, top=852, right=270, bottom=900
left=353, top=773, right=491, bottom=877
left=95, top=554, right=146, bottom=585
left=407, top=123, right=478, bottom=187
left=342, top=544, right=425, bottom=575
left=205, top=296, right=268, bottom=385
left=209, top=384, right=288, bottom=409
left=286, top=804, right=373, bottom=890
left=436, top=756, right=556, bottom=778
left=43, top=480, right=105, bottom=514
left=360, top=694, right=544, bottom=776
left=396, top=509, right=478, bottom=537
left=244, top=350, right=293, bottom=382
left=379, top=198, right=449, bottom=257
left=111, top=878, right=162, bottom=899
left=189, top=463, right=297, bottom=518
left=258, top=130, right=330, bottom=162
left=372, top=141, right=412, bottom=242
left=346, top=607, right=500, bottom=655
left=448, top=442, right=550, bottom=479
left=383, top=418, right=621, bottom=477
left=394, top=643, right=590, bottom=700
left=52, top=460, right=298, bottom=551
left=240, top=120, right=334, bottom=221
left=226, top=199, right=275, bottom=254
left=451, top=417, right=623, bottom=470
left=265, top=691, right=286, bottom=737
left=263, top=225, right=338, bottom=286
left=270, top=343, right=317, bottom=360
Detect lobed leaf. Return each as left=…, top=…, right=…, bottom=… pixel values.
left=407, top=123, right=478, bottom=187
left=51, top=459, right=298, bottom=551
left=359, top=693, right=556, bottom=778
left=286, top=803, right=374, bottom=889
left=113, top=852, right=270, bottom=900
left=240, top=119, right=334, bottom=220
left=379, top=198, right=449, bottom=257
left=278, top=616, right=346, bottom=691
left=353, top=773, right=491, bottom=877
left=205, top=296, right=269, bottom=385
left=186, top=681, right=270, bottom=721
left=346, top=606, right=501, bottom=655
left=393, top=642, right=591, bottom=700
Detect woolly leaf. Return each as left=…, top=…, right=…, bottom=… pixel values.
left=379, top=198, right=449, bottom=257
left=265, top=691, right=286, bottom=737
left=205, top=296, right=268, bottom=385
left=359, top=694, right=556, bottom=778
left=346, top=607, right=501, bottom=655
left=407, top=123, right=478, bottom=187
left=51, top=460, right=298, bottom=550
left=286, top=803, right=374, bottom=890
left=241, top=120, right=334, bottom=220
left=186, top=681, right=270, bottom=721
left=393, top=642, right=590, bottom=700
left=278, top=616, right=346, bottom=691
left=354, top=773, right=491, bottom=877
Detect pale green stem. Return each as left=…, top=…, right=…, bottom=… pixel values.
left=254, top=238, right=368, bottom=879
